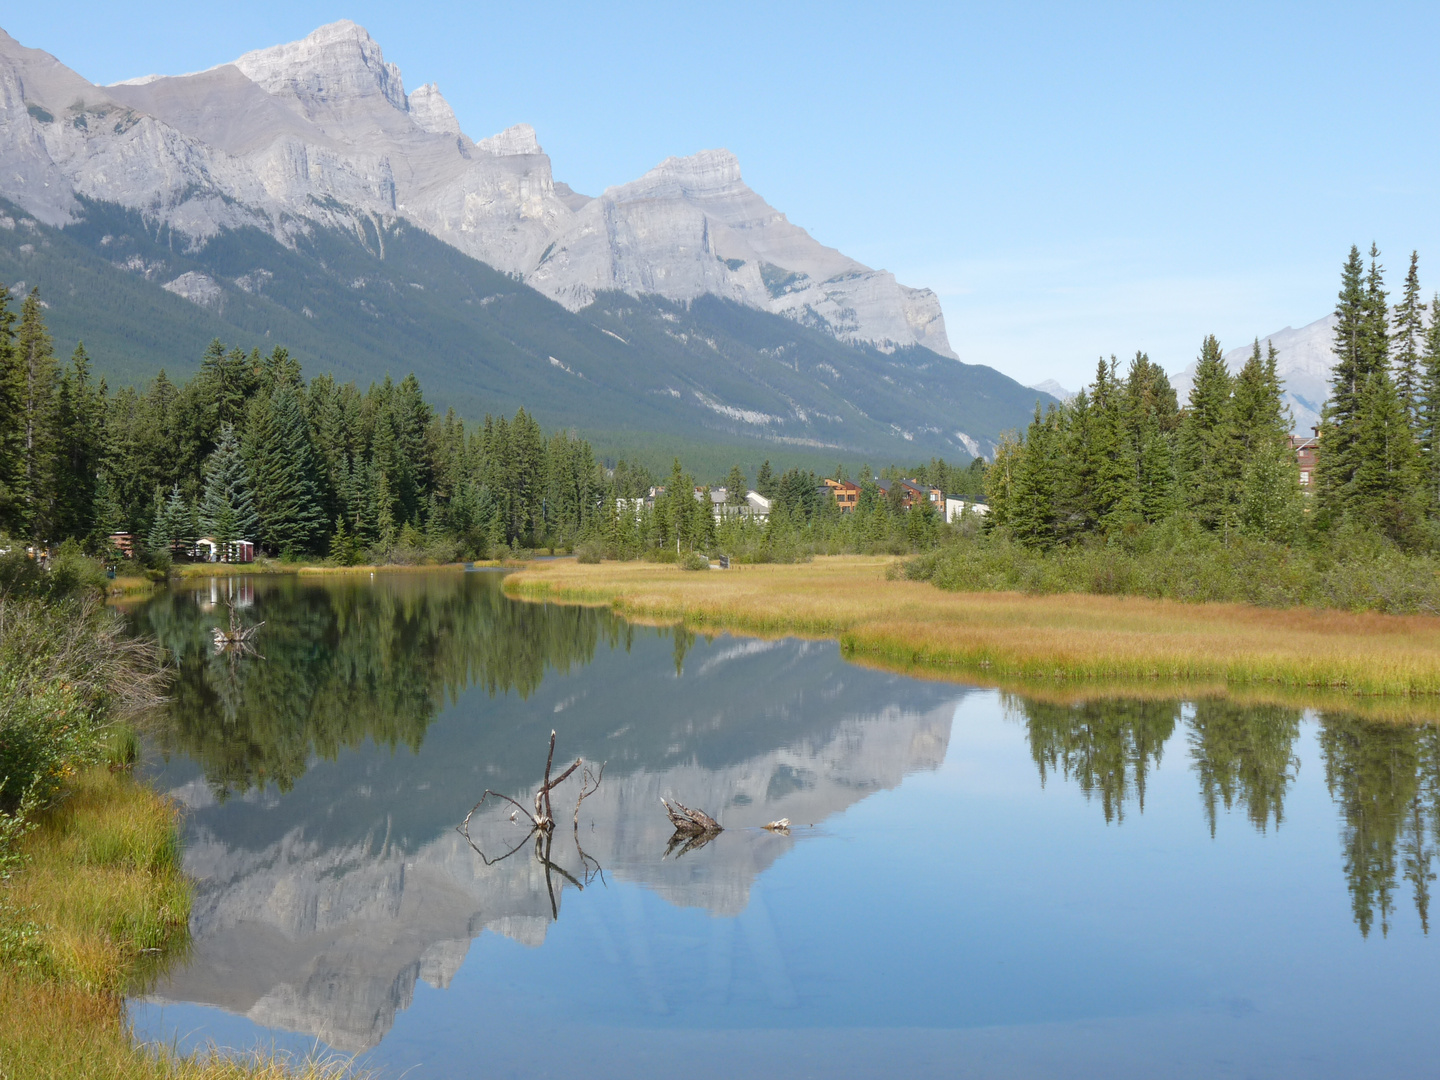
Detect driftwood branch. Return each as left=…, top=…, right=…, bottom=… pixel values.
left=661, top=798, right=722, bottom=836
left=574, top=761, right=605, bottom=827
left=457, top=731, right=606, bottom=906
left=214, top=602, right=265, bottom=657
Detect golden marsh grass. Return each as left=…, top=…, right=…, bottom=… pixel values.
left=504, top=556, right=1440, bottom=706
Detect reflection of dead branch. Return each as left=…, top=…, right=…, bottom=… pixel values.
left=456, top=731, right=606, bottom=914
left=664, top=830, right=719, bottom=859
left=213, top=601, right=265, bottom=658
left=660, top=798, right=723, bottom=858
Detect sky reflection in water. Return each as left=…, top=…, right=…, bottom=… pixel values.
left=129, top=571, right=1440, bottom=1079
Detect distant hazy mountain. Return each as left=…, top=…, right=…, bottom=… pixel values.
left=0, top=20, right=952, bottom=358
left=0, top=21, right=1053, bottom=464
left=1170, top=314, right=1335, bottom=434
left=1029, top=379, right=1076, bottom=403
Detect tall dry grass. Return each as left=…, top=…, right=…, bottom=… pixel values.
left=504, top=556, right=1440, bottom=703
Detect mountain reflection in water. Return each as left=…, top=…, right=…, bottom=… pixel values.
left=129, top=572, right=1440, bottom=1077
left=135, top=572, right=958, bottom=1052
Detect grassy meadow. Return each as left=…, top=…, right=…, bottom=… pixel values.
left=504, top=556, right=1440, bottom=704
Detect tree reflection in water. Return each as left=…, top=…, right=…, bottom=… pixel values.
left=134, top=572, right=633, bottom=798
left=1006, top=693, right=1440, bottom=938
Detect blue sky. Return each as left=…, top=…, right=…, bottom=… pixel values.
left=6, top=1, right=1439, bottom=389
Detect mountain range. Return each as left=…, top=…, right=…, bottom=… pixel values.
left=0, top=21, right=1046, bottom=467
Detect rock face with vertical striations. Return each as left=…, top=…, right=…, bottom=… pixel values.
left=0, top=20, right=957, bottom=358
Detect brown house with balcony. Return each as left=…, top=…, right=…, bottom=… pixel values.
left=824, top=478, right=862, bottom=512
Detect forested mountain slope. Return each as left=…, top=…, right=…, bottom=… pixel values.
left=0, top=197, right=1049, bottom=465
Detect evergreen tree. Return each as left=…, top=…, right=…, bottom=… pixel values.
left=1348, top=369, right=1424, bottom=543
left=1123, top=351, right=1179, bottom=522
left=1392, top=252, right=1427, bottom=427
left=16, top=289, right=58, bottom=540
left=0, top=289, right=22, bottom=533
left=245, top=384, right=327, bottom=555
left=1008, top=405, right=1061, bottom=547
left=1318, top=247, right=1373, bottom=517
left=725, top=465, right=747, bottom=505
left=199, top=423, right=259, bottom=548
left=755, top=460, right=775, bottom=498
left=50, top=343, right=106, bottom=543
left=1177, top=335, right=1239, bottom=531
left=1420, top=294, right=1440, bottom=514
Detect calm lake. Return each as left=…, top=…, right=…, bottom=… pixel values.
left=128, top=570, right=1440, bottom=1079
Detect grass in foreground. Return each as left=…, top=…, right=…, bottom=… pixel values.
left=504, top=556, right=1440, bottom=702
left=0, top=767, right=357, bottom=1080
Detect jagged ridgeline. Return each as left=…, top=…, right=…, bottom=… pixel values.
left=0, top=20, right=1051, bottom=464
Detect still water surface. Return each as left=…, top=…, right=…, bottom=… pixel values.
left=129, top=570, right=1440, bottom=1078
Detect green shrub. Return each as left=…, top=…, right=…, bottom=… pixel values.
left=900, top=522, right=1440, bottom=615
left=0, top=597, right=165, bottom=818
left=679, top=551, right=711, bottom=571
left=575, top=543, right=603, bottom=564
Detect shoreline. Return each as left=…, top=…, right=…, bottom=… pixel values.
left=503, top=556, right=1440, bottom=713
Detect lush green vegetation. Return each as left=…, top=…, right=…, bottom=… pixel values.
left=0, top=549, right=359, bottom=1077
left=900, top=245, right=1440, bottom=613
left=0, top=282, right=983, bottom=565
left=899, top=520, right=1440, bottom=614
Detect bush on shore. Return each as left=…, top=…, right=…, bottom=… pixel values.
left=898, top=519, right=1440, bottom=615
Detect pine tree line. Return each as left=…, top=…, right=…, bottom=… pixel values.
left=0, top=289, right=609, bottom=560
left=987, top=245, right=1440, bottom=551
left=0, top=285, right=1001, bottom=565
left=986, top=343, right=1299, bottom=546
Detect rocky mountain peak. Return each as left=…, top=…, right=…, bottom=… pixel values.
left=474, top=122, right=542, bottom=157
left=407, top=82, right=459, bottom=136
left=233, top=19, right=407, bottom=114
left=625, top=149, right=743, bottom=199
left=0, top=21, right=959, bottom=359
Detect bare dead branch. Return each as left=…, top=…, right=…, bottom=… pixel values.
left=661, top=798, right=723, bottom=836
left=574, top=761, right=605, bottom=827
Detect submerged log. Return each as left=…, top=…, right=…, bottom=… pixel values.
left=661, top=798, right=722, bottom=836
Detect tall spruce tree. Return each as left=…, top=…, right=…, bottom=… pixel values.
left=245, top=383, right=327, bottom=555
left=1177, top=335, right=1239, bottom=531
left=1348, top=369, right=1424, bottom=543
left=16, top=289, right=58, bottom=540
left=199, top=423, right=259, bottom=547
left=1318, top=247, right=1388, bottom=520
left=0, top=289, right=21, bottom=534
left=1008, top=404, right=1061, bottom=547
left=1420, top=294, right=1440, bottom=515
left=50, top=343, right=106, bottom=543
left=1123, top=351, right=1179, bottom=522
left=1392, top=252, right=1427, bottom=428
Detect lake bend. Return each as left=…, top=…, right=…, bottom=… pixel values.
left=127, top=569, right=1440, bottom=1079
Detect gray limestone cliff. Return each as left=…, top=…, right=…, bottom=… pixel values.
left=0, top=21, right=956, bottom=358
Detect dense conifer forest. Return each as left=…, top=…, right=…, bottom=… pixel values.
left=0, top=284, right=980, bottom=564
left=5, top=243, right=1438, bottom=584
left=982, top=245, right=1440, bottom=547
